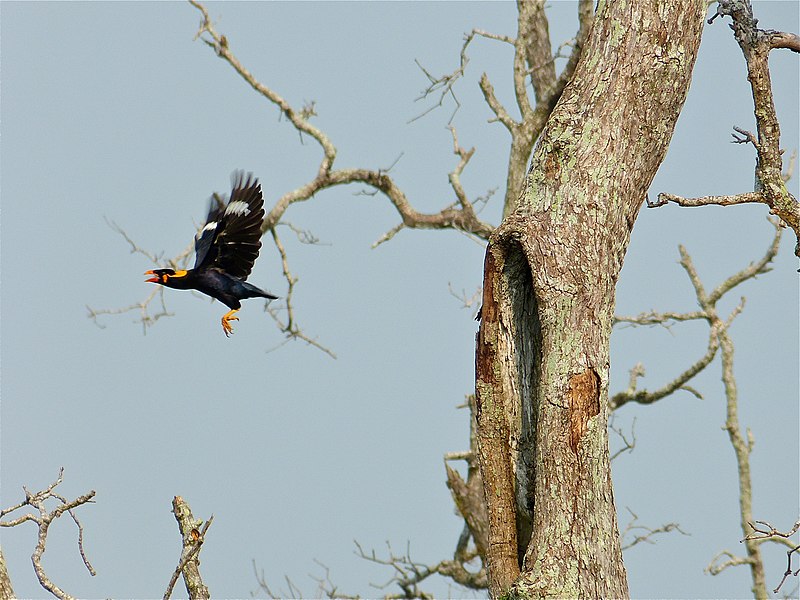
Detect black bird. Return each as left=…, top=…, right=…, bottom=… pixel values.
left=145, top=172, right=277, bottom=336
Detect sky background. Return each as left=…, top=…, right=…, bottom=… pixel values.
left=1, top=2, right=798, bottom=599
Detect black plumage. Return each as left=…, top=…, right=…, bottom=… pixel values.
left=145, top=172, right=277, bottom=336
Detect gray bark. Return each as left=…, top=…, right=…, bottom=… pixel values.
left=475, top=1, right=707, bottom=597
left=0, top=548, right=14, bottom=600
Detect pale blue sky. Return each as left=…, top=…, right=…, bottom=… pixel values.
left=1, top=2, right=798, bottom=598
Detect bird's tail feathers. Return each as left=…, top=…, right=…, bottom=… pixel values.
left=241, top=280, right=278, bottom=300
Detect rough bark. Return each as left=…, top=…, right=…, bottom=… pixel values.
left=169, top=496, right=210, bottom=600
left=0, top=548, right=14, bottom=600
left=501, top=1, right=594, bottom=220
left=475, top=0, right=707, bottom=597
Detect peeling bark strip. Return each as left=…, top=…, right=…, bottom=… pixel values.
left=568, top=368, right=600, bottom=453
left=475, top=245, right=521, bottom=594
left=476, top=250, right=499, bottom=337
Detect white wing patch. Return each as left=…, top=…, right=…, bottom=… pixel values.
left=196, top=221, right=217, bottom=240
left=225, top=200, right=251, bottom=217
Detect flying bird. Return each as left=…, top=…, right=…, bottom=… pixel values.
left=145, top=172, right=277, bottom=336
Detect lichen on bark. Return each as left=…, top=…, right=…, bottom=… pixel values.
left=475, top=0, right=707, bottom=597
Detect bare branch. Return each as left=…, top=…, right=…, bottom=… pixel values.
left=707, top=550, right=753, bottom=575
left=517, top=1, right=554, bottom=112
left=707, top=219, right=782, bottom=304
left=64, top=501, right=96, bottom=577
left=620, top=508, right=689, bottom=551
left=445, top=465, right=488, bottom=564
left=653, top=151, right=798, bottom=214
left=609, top=416, right=637, bottom=461
left=611, top=220, right=782, bottom=412
left=738, top=517, right=800, bottom=592
left=87, top=219, right=194, bottom=333
left=264, top=227, right=336, bottom=359
left=370, top=126, right=490, bottom=250
left=188, top=0, right=494, bottom=241
left=614, top=309, right=707, bottom=327
left=353, top=539, right=486, bottom=598
left=512, top=0, right=592, bottom=124
left=87, top=286, right=174, bottom=334
left=773, top=544, right=800, bottom=594
left=731, top=125, right=759, bottom=147
left=447, top=126, right=476, bottom=210
left=479, top=73, right=515, bottom=131
left=700, top=221, right=785, bottom=596
left=279, top=220, right=326, bottom=246
left=744, top=519, right=800, bottom=543
left=289, top=167, right=494, bottom=240
left=372, top=223, right=406, bottom=249
left=410, top=58, right=463, bottom=125
left=164, top=515, right=213, bottom=600
left=661, top=0, right=800, bottom=254
left=650, top=191, right=765, bottom=209
left=609, top=323, right=720, bottom=411
left=500, top=1, right=594, bottom=218
left=447, top=283, right=482, bottom=320
left=767, top=31, right=800, bottom=52
left=106, top=217, right=166, bottom=264
left=189, top=0, right=335, bottom=169
left=166, top=496, right=212, bottom=600
left=252, top=559, right=362, bottom=600
left=327, top=398, right=488, bottom=597
left=0, top=469, right=96, bottom=600
left=308, top=559, right=362, bottom=600
left=783, top=150, right=797, bottom=183
left=553, top=0, right=594, bottom=97
left=410, top=28, right=515, bottom=124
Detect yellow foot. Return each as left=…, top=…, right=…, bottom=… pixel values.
left=221, top=309, right=240, bottom=337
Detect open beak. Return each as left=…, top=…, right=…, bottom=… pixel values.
left=144, top=270, right=159, bottom=283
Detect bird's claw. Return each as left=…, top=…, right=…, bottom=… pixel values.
left=221, top=313, right=239, bottom=337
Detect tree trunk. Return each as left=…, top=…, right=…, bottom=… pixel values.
left=0, top=548, right=14, bottom=600
left=475, top=1, right=706, bottom=597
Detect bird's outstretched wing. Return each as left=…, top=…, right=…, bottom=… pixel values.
left=194, top=172, right=264, bottom=280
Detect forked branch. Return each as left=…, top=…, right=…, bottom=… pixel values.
left=188, top=0, right=493, bottom=240
left=0, top=469, right=96, bottom=600
left=654, top=0, right=799, bottom=254
left=610, top=220, right=782, bottom=412
left=96, top=1, right=499, bottom=341
left=620, top=508, right=689, bottom=551
left=264, top=226, right=336, bottom=358
left=742, top=519, right=800, bottom=593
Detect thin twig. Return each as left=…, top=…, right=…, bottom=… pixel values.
left=409, top=28, right=514, bottom=124
left=620, top=508, right=688, bottom=551
left=773, top=545, right=800, bottom=594
left=264, top=227, right=337, bottom=359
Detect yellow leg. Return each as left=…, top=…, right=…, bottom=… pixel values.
left=221, top=309, right=239, bottom=337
